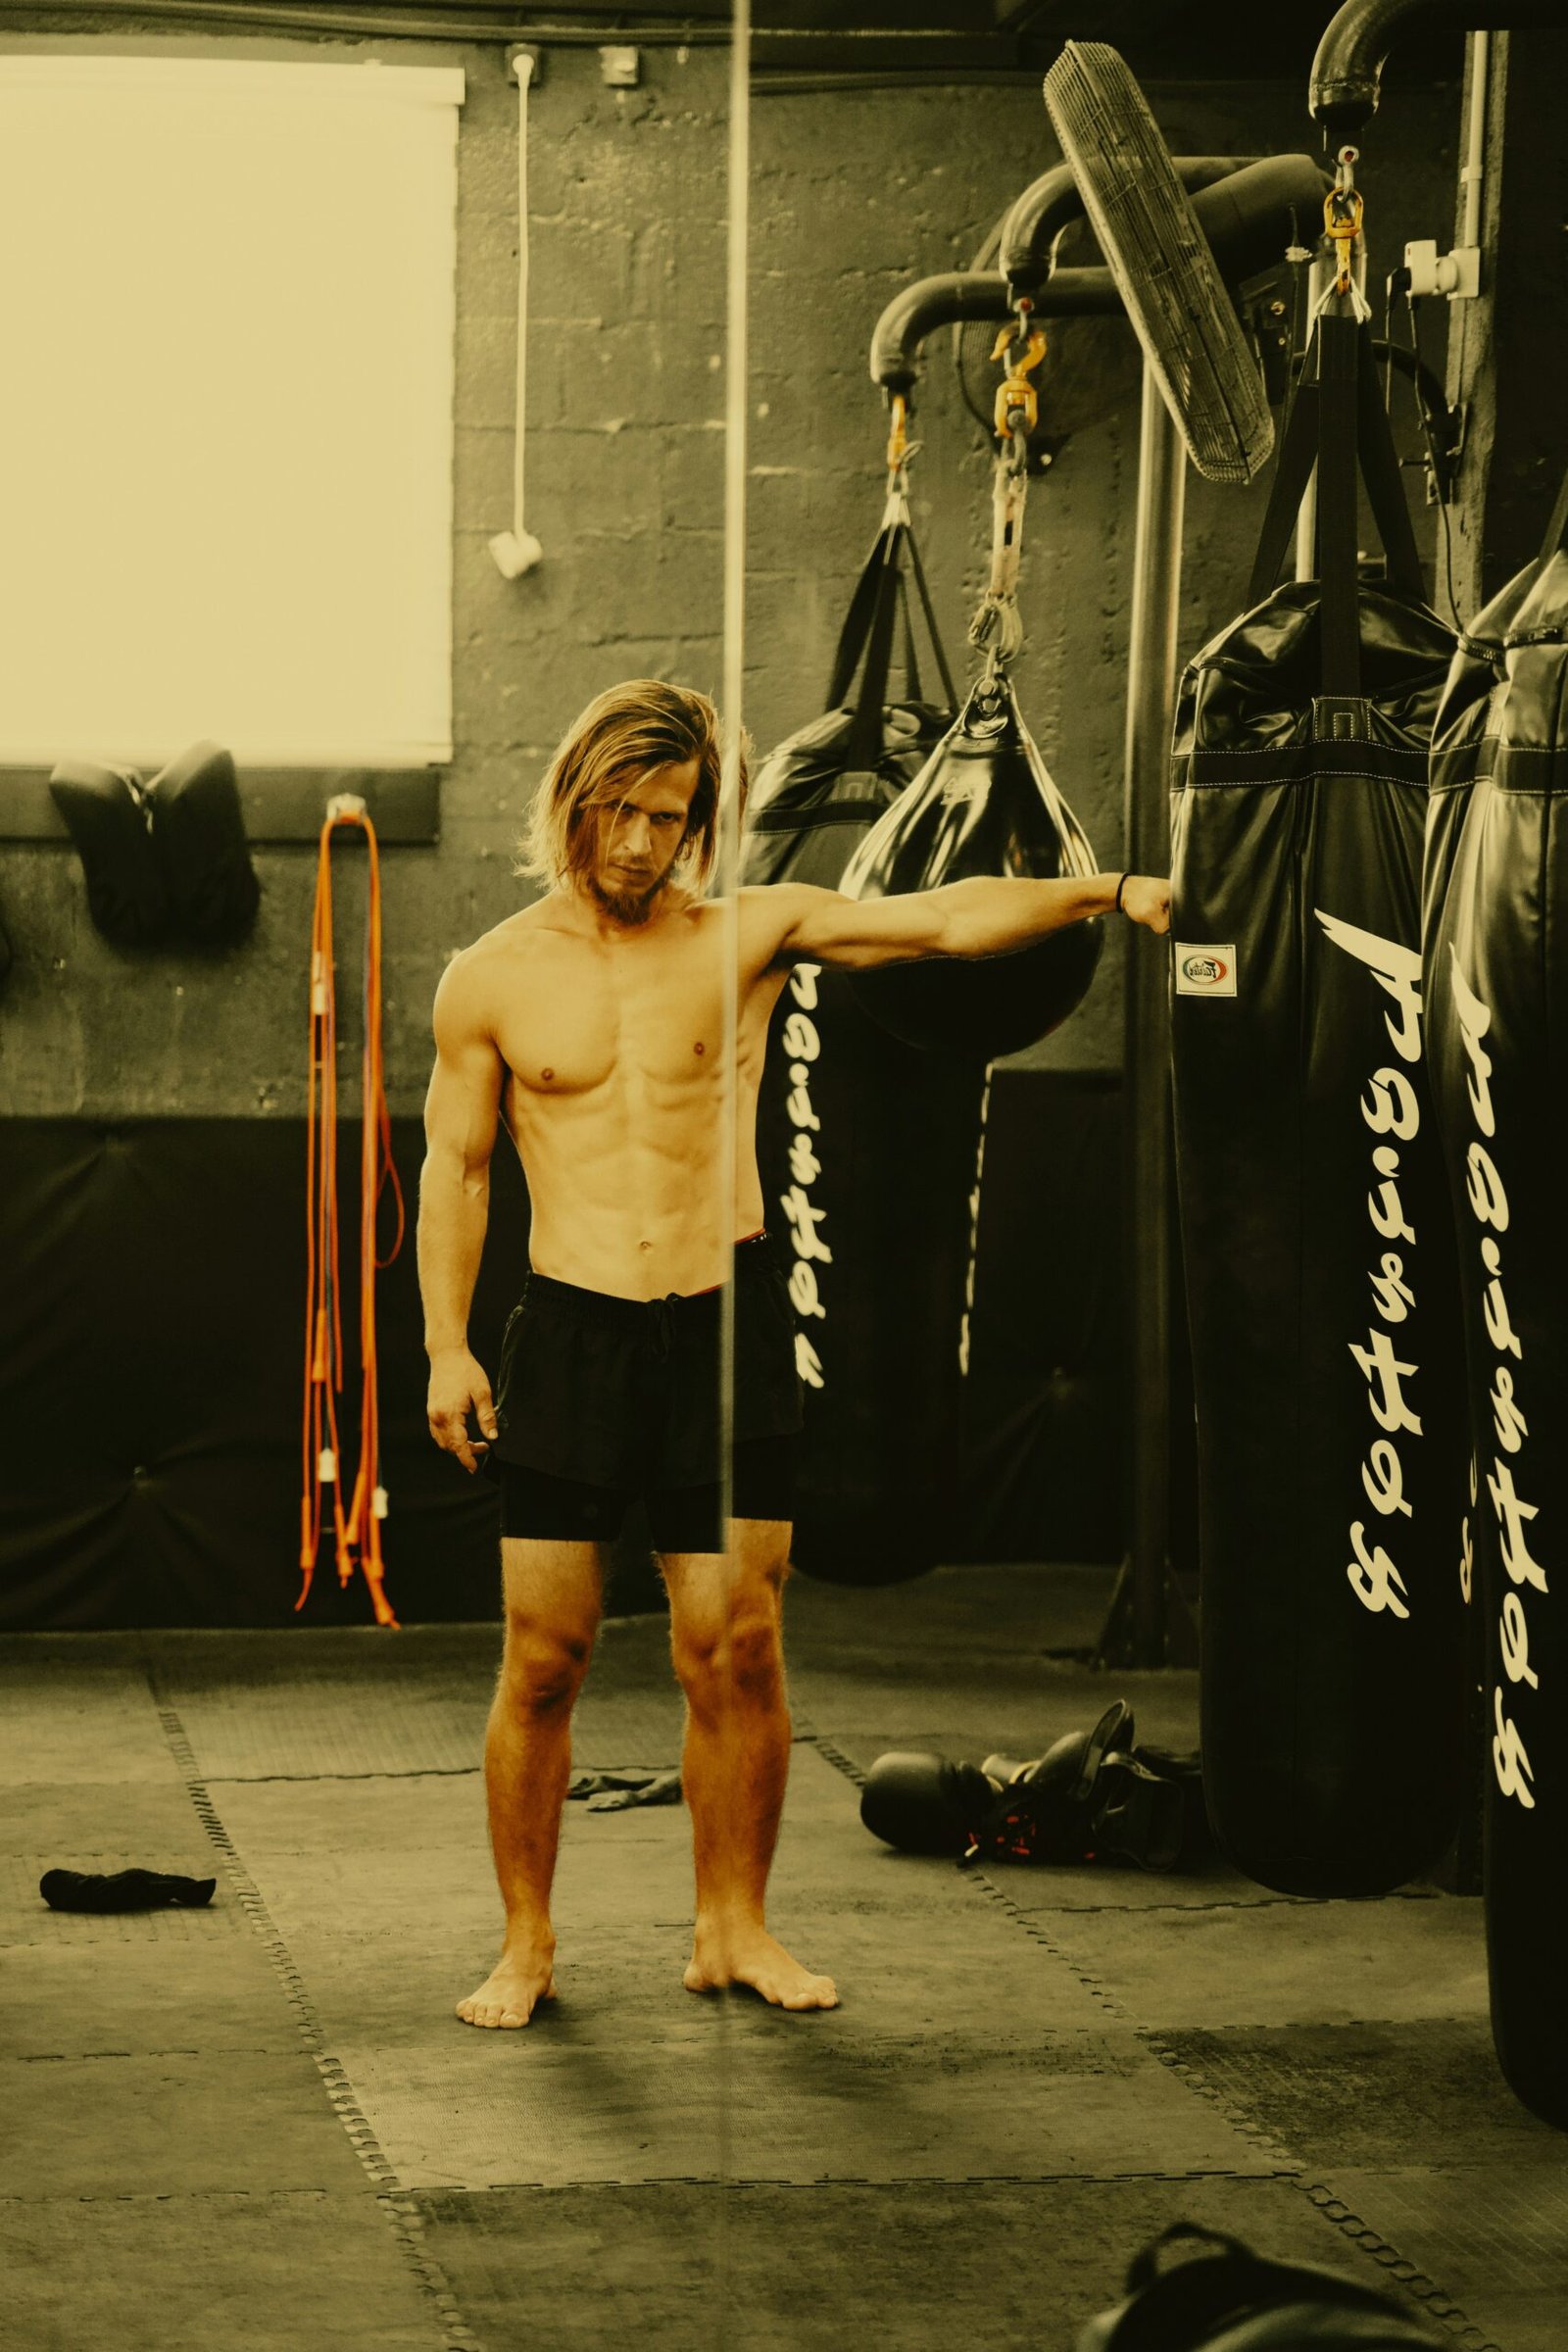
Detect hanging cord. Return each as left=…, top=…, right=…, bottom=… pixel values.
left=1278, top=211, right=1313, bottom=444
left=300, top=795, right=407, bottom=1628
left=1403, top=287, right=1463, bottom=628
left=968, top=313, right=1046, bottom=683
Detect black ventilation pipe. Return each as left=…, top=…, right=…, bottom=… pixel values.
left=872, top=154, right=1329, bottom=394
left=1310, top=0, right=1568, bottom=137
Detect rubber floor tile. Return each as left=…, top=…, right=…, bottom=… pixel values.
left=1154, top=2020, right=1566, bottom=2170
left=0, top=2188, right=447, bottom=2352
left=1034, top=1888, right=1489, bottom=2029
left=410, top=2174, right=1439, bottom=2352
left=329, top=2024, right=1272, bottom=2190
left=0, top=1658, right=177, bottom=1787
left=1326, top=2163, right=1568, bottom=2352
left=4, top=2050, right=377, bottom=2199
left=2, top=1924, right=298, bottom=2059
left=0, top=1779, right=203, bottom=1856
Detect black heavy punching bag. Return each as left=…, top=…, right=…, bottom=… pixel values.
left=744, top=493, right=986, bottom=1585
left=1171, top=314, right=1466, bottom=1895
left=1424, top=469, right=1568, bottom=2131
left=841, top=670, right=1102, bottom=1056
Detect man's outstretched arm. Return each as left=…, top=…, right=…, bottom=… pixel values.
left=753, top=871, right=1170, bottom=971
left=418, top=955, right=506, bottom=1475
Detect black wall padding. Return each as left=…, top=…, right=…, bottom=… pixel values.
left=1, top=1083, right=1134, bottom=1628
left=958, top=1070, right=1134, bottom=1565
left=0, top=1119, right=528, bottom=1630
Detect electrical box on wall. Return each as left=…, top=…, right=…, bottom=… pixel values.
left=600, top=46, right=640, bottom=88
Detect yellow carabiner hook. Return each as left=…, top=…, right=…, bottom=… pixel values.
left=1323, top=185, right=1364, bottom=296
left=886, top=391, right=909, bottom=475
left=990, top=323, right=1048, bottom=440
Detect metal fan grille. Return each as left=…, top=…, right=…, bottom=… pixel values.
left=1043, top=42, right=1274, bottom=486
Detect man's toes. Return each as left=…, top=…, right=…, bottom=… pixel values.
left=498, top=2007, right=525, bottom=2028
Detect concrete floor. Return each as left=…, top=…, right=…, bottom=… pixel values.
left=3, top=1563, right=1565, bottom=2352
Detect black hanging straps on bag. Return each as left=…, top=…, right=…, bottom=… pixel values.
left=1247, top=312, right=1428, bottom=695
left=901, top=511, right=957, bottom=709
left=826, top=513, right=957, bottom=774
left=1316, top=311, right=1363, bottom=697
left=1246, top=380, right=1321, bottom=612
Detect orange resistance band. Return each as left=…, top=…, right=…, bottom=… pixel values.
left=299, top=800, right=406, bottom=1627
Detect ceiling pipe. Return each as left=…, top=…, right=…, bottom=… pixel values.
left=998, top=156, right=1253, bottom=290
left=1309, top=0, right=1568, bottom=138
left=875, top=155, right=1330, bottom=395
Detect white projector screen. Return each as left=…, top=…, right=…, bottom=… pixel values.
left=0, top=55, right=464, bottom=768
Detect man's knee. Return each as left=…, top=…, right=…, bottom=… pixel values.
left=672, top=1597, right=785, bottom=1709
left=499, top=1613, right=594, bottom=1715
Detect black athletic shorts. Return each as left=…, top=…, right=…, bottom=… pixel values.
left=486, top=1233, right=804, bottom=1552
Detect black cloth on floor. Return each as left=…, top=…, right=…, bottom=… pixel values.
left=39, top=1867, right=218, bottom=1912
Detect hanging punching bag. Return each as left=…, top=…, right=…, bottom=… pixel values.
left=840, top=363, right=1103, bottom=1059
left=1171, top=312, right=1466, bottom=1896
left=744, top=482, right=986, bottom=1585
left=841, top=670, right=1103, bottom=1057
left=1423, top=467, right=1568, bottom=2131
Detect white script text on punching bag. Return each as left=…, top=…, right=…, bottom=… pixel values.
left=778, top=963, right=827, bottom=1391
left=1316, top=910, right=1426, bottom=1621
left=1449, top=949, right=1541, bottom=1812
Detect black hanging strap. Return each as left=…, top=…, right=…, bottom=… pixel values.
left=902, top=514, right=957, bottom=710
left=825, top=523, right=899, bottom=712
left=1248, top=310, right=1430, bottom=698
left=1316, top=311, right=1363, bottom=697
left=825, top=511, right=958, bottom=773
left=1246, top=381, right=1320, bottom=611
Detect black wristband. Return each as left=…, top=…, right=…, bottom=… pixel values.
left=1114, top=872, right=1130, bottom=914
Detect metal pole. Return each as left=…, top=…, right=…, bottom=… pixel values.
left=1120, top=361, right=1186, bottom=1667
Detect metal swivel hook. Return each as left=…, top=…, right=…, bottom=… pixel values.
left=990, top=319, right=1048, bottom=443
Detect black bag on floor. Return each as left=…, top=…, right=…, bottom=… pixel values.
left=1423, top=464, right=1568, bottom=2131
left=744, top=500, right=985, bottom=1584
left=1078, top=2224, right=1446, bottom=2351
left=1170, top=314, right=1466, bottom=1896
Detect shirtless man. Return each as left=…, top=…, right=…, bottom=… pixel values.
left=418, top=677, right=1171, bottom=2030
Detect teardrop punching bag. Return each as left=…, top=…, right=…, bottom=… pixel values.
left=842, top=354, right=1103, bottom=1058
left=1170, top=311, right=1466, bottom=1895
left=842, top=671, right=1102, bottom=1056
left=743, top=467, right=986, bottom=1584
left=1423, top=466, right=1568, bottom=2131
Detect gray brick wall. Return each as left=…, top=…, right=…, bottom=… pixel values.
left=0, top=31, right=1457, bottom=1111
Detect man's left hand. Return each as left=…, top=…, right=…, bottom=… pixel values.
left=1121, top=875, right=1171, bottom=935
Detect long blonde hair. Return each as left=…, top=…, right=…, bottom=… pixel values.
left=515, top=679, right=747, bottom=895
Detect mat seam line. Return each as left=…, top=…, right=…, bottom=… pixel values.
left=147, top=1687, right=485, bottom=2352
left=802, top=1723, right=1503, bottom=2352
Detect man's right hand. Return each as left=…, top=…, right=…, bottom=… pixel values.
left=427, top=1348, right=499, bottom=1474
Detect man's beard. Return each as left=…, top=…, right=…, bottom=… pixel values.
left=588, top=866, right=671, bottom=928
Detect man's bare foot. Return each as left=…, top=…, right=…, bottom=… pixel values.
left=685, top=1923, right=838, bottom=2011
left=456, top=1944, right=557, bottom=2030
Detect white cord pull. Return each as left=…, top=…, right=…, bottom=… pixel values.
left=489, top=50, right=543, bottom=580
left=318, top=1448, right=337, bottom=1483
left=371, top=1486, right=389, bottom=1520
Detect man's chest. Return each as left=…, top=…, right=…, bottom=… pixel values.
left=495, top=934, right=731, bottom=1095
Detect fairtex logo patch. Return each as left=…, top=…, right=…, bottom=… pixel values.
left=1174, top=945, right=1238, bottom=997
